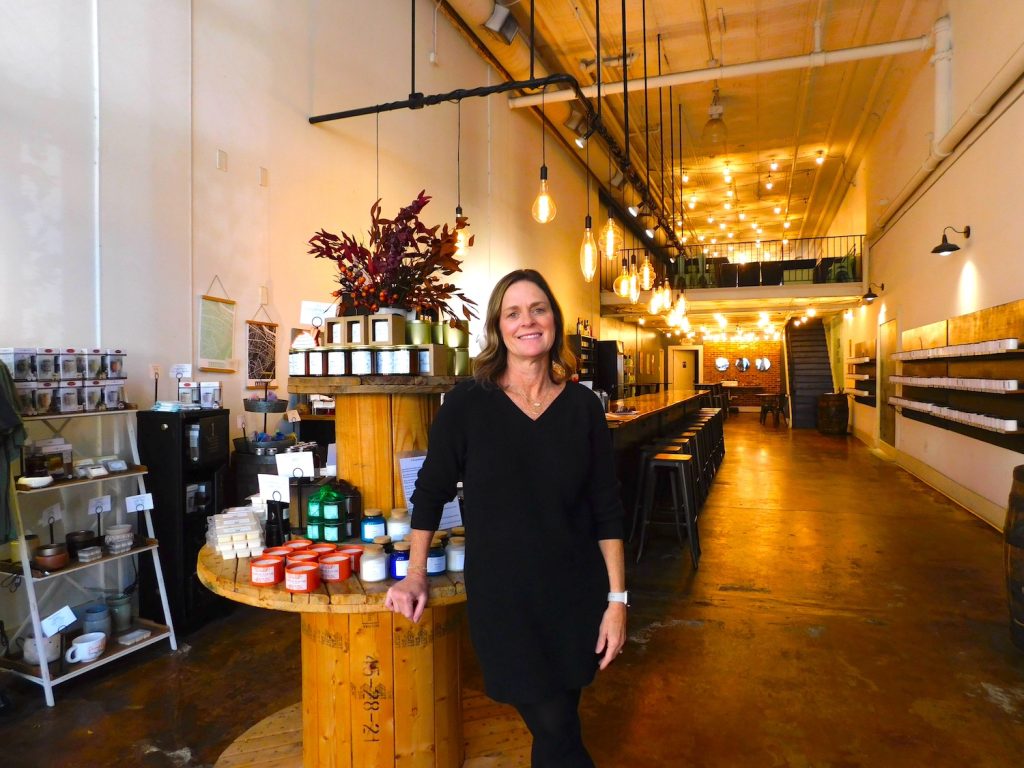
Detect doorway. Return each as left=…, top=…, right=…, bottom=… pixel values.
left=879, top=318, right=897, bottom=446
left=669, top=348, right=699, bottom=390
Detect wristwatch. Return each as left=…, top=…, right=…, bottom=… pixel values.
left=607, top=591, right=630, bottom=606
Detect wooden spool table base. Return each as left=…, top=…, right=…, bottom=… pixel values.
left=199, top=546, right=468, bottom=768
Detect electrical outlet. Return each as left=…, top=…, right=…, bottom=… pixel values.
left=150, top=364, right=161, bottom=379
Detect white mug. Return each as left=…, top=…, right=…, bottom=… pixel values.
left=19, top=633, right=61, bottom=665
left=65, top=632, right=106, bottom=664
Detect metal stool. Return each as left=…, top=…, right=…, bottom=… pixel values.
left=635, top=452, right=701, bottom=568
left=628, top=443, right=682, bottom=543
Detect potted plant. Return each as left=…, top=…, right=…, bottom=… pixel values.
left=307, top=191, right=477, bottom=328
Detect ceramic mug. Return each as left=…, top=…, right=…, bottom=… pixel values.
left=18, top=633, right=61, bottom=665
left=65, top=632, right=106, bottom=664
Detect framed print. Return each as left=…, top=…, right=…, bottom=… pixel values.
left=246, top=320, right=278, bottom=388
left=198, top=295, right=237, bottom=372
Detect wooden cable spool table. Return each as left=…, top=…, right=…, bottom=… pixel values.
left=204, top=375, right=470, bottom=768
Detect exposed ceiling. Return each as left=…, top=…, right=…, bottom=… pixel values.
left=442, top=0, right=939, bottom=325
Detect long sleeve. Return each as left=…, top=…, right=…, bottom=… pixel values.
left=585, top=394, right=625, bottom=540
left=409, top=382, right=469, bottom=532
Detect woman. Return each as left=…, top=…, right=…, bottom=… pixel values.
left=384, top=268, right=626, bottom=767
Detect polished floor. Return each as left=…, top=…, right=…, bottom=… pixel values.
left=3, top=414, right=1024, bottom=767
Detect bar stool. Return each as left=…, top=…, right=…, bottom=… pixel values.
left=655, top=435, right=706, bottom=511
left=635, top=453, right=701, bottom=568
left=628, top=443, right=682, bottom=543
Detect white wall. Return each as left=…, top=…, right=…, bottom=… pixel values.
left=833, top=4, right=1024, bottom=523
left=0, top=0, right=599, bottom=624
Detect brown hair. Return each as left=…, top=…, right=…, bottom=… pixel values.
left=473, top=269, right=576, bottom=387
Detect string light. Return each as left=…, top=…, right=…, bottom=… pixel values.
left=816, top=150, right=825, bottom=165
left=770, top=158, right=778, bottom=171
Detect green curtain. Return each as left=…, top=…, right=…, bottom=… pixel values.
left=823, top=315, right=844, bottom=393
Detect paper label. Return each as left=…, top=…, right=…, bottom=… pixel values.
left=257, top=473, right=290, bottom=503
left=300, top=300, right=335, bottom=325
left=40, top=503, right=63, bottom=525
left=398, top=451, right=461, bottom=529
left=275, top=451, right=314, bottom=478
left=170, top=364, right=192, bottom=379
left=125, top=493, right=154, bottom=513
left=88, top=494, right=112, bottom=514
left=42, top=606, right=77, bottom=637
left=285, top=409, right=301, bottom=423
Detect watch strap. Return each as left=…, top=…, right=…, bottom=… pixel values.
left=607, top=591, right=629, bottom=606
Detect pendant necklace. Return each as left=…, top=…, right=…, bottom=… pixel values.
left=505, top=385, right=547, bottom=413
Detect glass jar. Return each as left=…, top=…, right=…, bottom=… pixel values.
left=321, top=487, right=341, bottom=524
left=389, top=542, right=411, bottom=580
left=322, top=522, right=340, bottom=544
left=359, top=545, right=388, bottom=582
left=361, top=509, right=387, bottom=542
left=306, top=518, right=322, bottom=542
left=105, top=593, right=133, bottom=634
left=427, top=545, right=446, bottom=575
left=446, top=536, right=466, bottom=573
left=387, top=508, right=411, bottom=541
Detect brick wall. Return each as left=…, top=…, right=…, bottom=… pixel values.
left=702, top=340, right=783, bottom=406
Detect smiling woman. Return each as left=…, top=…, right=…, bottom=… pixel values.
left=384, top=269, right=627, bottom=767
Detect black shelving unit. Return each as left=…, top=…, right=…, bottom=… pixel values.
left=567, top=334, right=596, bottom=382
left=137, top=409, right=233, bottom=634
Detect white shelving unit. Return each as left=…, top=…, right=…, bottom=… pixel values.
left=3, top=410, right=177, bottom=706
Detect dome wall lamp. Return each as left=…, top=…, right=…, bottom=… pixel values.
left=931, top=225, right=971, bottom=255
left=862, top=282, right=885, bottom=304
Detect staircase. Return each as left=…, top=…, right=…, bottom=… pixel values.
left=786, top=319, right=834, bottom=428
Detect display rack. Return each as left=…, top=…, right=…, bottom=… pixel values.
left=845, top=343, right=877, bottom=407
left=890, top=299, right=1024, bottom=451
left=3, top=410, right=177, bottom=706
left=567, top=334, right=596, bottom=381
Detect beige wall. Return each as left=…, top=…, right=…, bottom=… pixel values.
left=833, top=5, right=1024, bottom=523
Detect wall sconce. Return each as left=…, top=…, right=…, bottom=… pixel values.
left=931, top=225, right=971, bottom=255
left=861, top=282, right=885, bottom=304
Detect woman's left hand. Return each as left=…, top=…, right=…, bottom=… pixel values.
left=595, top=602, right=627, bottom=670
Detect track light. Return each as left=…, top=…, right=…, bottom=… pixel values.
left=645, top=223, right=660, bottom=240
left=574, top=123, right=596, bottom=149
left=861, top=282, right=885, bottom=304
left=931, top=225, right=971, bottom=255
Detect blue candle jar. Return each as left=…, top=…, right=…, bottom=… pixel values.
left=426, top=545, right=446, bottom=575
left=360, top=509, right=387, bottom=543
left=388, top=542, right=411, bottom=580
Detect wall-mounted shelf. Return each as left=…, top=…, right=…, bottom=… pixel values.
left=567, top=334, right=596, bottom=381
left=847, top=342, right=876, bottom=407
left=847, top=356, right=874, bottom=364
left=890, top=300, right=1024, bottom=451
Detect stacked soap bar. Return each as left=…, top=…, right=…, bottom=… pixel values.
left=890, top=375, right=1019, bottom=393
left=892, top=338, right=1019, bottom=361
left=207, top=508, right=264, bottom=559
left=889, top=396, right=1019, bottom=433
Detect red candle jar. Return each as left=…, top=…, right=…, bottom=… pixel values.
left=308, top=543, right=338, bottom=556
left=339, top=545, right=365, bottom=571
left=319, top=553, right=352, bottom=582
left=287, top=550, right=320, bottom=566
left=285, top=563, right=321, bottom=593
left=250, top=556, right=284, bottom=586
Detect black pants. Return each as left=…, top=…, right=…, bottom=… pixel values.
left=512, top=688, right=595, bottom=768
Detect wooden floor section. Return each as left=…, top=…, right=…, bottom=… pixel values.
left=215, top=690, right=530, bottom=768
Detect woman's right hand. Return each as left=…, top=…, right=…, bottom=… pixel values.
left=384, top=572, right=430, bottom=623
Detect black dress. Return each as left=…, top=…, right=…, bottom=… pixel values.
left=410, top=379, right=624, bottom=704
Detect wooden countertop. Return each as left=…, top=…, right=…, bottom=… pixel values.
left=605, top=390, right=703, bottom=426
left=288, top=375, right=469, bottom=395
left=197, top=545, right=466, bottom=614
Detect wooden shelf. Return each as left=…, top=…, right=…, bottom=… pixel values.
left=892, top=339, right=1019, bottom=361
left=0, top=618, right=171, bottom=687
left=888, top=396, right=1022, bottom=434
left=23, top=408, right=137, bottom=422
left=848, top=356, right=874, bottom=364
left=15, top=466, right=147, bottom=495
left=17, top=540, right=160, bottom=582
left=846, top=374, right=873, bottom=381
left=288, top=375, right=467, bottom=395
left=847, top=389, right=871, bottom=397
left=891, top=376, right=1022, bottom=394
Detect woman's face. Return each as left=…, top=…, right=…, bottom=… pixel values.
left=498, top=280, right=555, bottom=363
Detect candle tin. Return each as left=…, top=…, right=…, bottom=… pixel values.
left=250, top=556, right=285, bottom=585
left=285, top=563, right=321, bottom=593
left=320, top=553, right=352, bottom=582
left=262, top=547, right=292, bottom=559
left=286, top=550, right=320, bottom=566
left=308, top=543, right=337, bottom=556
left=285, top=539, right=313, bottom=550
left=340, top=545, right=365, bottom=571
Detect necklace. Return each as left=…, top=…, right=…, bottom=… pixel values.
left=504, top=385, right=549, bottom=413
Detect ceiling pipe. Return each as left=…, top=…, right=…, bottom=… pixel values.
left=508, top=35, right=932, bottom=108
left=871, top=17, right=1024, bottom=238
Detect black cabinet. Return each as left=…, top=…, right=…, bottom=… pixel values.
left=137, top=409, right=233, bottom=634
left=568, top=334, right=596, bottom=381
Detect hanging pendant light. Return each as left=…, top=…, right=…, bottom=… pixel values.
left=639, top=253, right=655, bottom=291
left=579, top=140, right=597, bottom=282
left=613, top=256, right=631, bottom=297
left=628, top=255, right=641, bottom=304
left=454, top=102, right=471, bottom=256
left=531, top=89, right=556, bottom=223
left=601, top=215, right=622, bottom=260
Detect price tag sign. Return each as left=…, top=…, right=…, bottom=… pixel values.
left=39, top=502, right=63, bottom=526
left=237, top=415, right=246, bottom=430
left=257, top=473, right=290, bottom=503
left=125, top=493, right=154, bottom=513
left=170, top=363, right=193, bottom=379
left=285, top=409, right=301, bottom=423
left=89, top=494, right=112, bottom=514
left=42, top=606, right=77, bottom=638
left=275, top=452, right=314, bottom=478
left=300, top=300, right=335, bottom=325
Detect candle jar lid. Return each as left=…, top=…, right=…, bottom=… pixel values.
left=393, top=542, right=411, bottom=552
left=373, top=535, right=392, bottom=545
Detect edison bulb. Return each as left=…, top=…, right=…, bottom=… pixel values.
left=579, top=218, right=597, bottom=283
left=600, top=217, right=622, bottom=260
left=639, top=258, right=655, bottom=291
left=612, top=260, right=631, bottom=297
left=628, top=272, right=641, bottom=304
left=531, top=166, right=556, bottom=223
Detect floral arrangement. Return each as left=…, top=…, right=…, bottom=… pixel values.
left=308, top=190, right=477, bottom=324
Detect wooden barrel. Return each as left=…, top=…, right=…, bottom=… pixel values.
left=816, top=393, right=849, bottom=435
left=1006, top=465, right=1024, bottom=650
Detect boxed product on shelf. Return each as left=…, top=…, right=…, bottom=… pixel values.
left=58, top=380, right=83, bottom=413
left=35, top=347, right=59, bottom=381
left=207, top=508, right=264, bottom=560
left=34, top=381, right=58, bottom=415
left=104, top=348, right=127, bottom=379
left=15, top=382, right=36, bottom=415
left=104, top=380, right=126, bottom=409
left=59, top=348, right=85, bottom=381
left=0, top=347, right=36, bottom=381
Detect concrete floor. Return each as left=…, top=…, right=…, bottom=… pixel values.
left=3, top=414, right=1024, bottom=767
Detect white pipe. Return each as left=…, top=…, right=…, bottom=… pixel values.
left=509, top=36, right=932, bottom=108
left=871, top=19, right=1024, bottom=237
left=932, top=16, right=953, bottom=150
left=91, top=0, right=102, bottom=346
